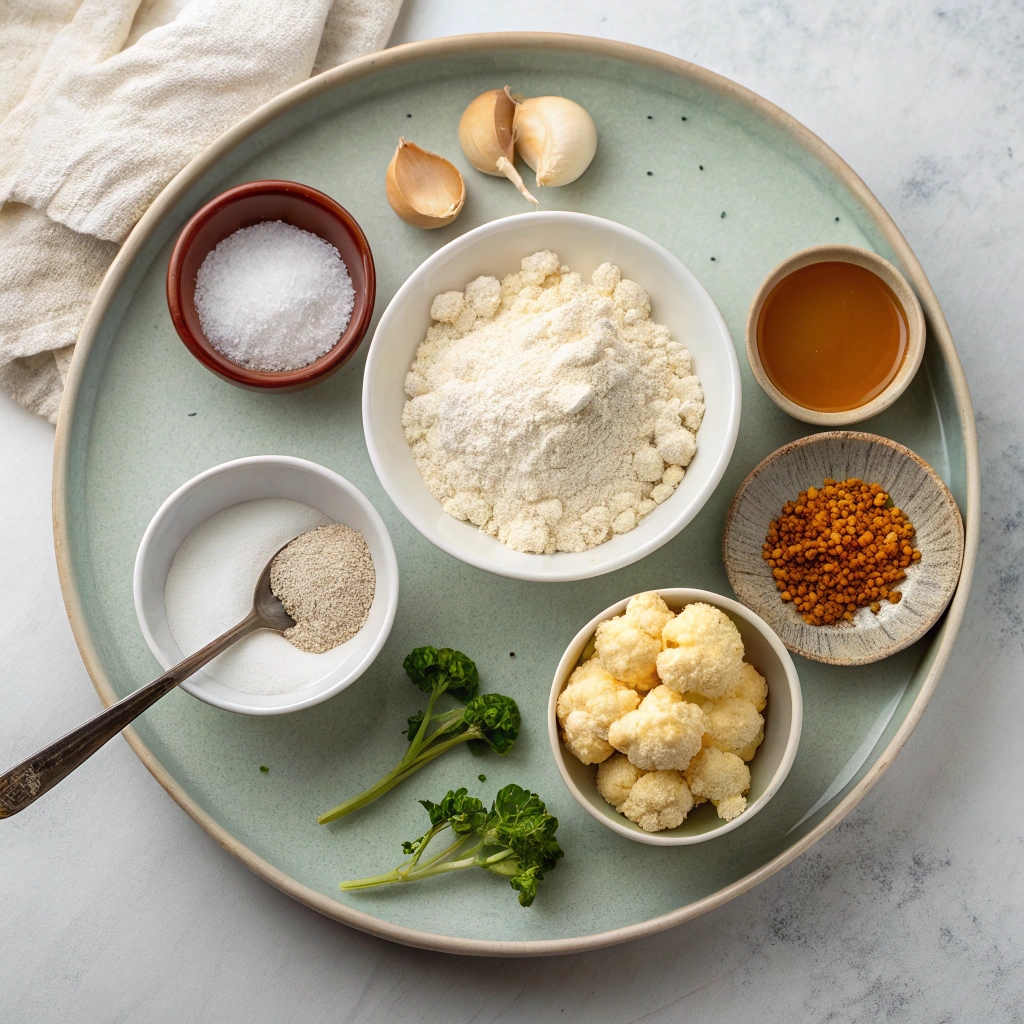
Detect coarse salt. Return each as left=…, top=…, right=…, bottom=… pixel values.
left=194, top=220, right=355, bottom=372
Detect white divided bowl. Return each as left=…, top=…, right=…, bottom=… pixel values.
left=362, top=211, right=742, bottom=582
left=133, top=456, right=398, bottom=715
left=548, top=589, right=802, bottom=845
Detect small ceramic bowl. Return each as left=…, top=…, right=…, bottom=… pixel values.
left=548, top=588, right=802, bottom=846
left=363, top=211, right=742, bottom=583
left=134, top=456, right=398, bottom=715
left=167, top=179, right=376, bottom=391
left=723, top=432, right=964, bottom=665
left=745, top=244, right=926, bottom=426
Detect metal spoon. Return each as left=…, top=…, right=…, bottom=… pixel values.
left=0, top=544, right=297, bottom=818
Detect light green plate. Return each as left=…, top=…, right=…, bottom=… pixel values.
left=54, top=34, right=979, bottom=955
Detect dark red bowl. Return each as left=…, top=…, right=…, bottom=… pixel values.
left=167, top=180, right=376, bottom=392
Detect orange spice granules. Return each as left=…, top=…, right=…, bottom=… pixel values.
left=761, top=478, right=921, bottom=626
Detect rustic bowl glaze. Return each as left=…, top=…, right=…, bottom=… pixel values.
left=723, top=432, right=964, bottom=665
left=166, top=179, right=375, bottom=391
left=745, top=244, right=926, bottom=426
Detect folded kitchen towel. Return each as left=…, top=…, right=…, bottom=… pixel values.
left=0, top=0, right=402, bottom=423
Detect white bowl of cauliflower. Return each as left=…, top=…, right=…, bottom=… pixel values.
left=548, top=590, right=802, bottom=844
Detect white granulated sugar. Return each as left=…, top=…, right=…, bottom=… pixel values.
left=164, top=498, right=350, bottom=696
left=194, top=220, right=355, bottom=372
left=402, top=251, right=705, bottom=554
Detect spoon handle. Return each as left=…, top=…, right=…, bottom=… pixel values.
left=0, top=611, right=263, bottom=819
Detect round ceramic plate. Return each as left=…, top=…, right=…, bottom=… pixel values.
left=53, top=34, right=978, bottom=955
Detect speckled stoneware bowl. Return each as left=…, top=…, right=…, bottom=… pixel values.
left=723, top=432, right=964, bottom=665
left=548, top=588, right=802, bottom=846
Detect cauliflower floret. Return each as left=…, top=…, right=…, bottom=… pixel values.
left=705, top=696, right=764, bottom=761
left=557, top=657, right=641, bottom=765
left=619, top=770, right=695, bottom=832
left=594, top=615, right=661, bottom=690
left=673, top=691, right=712, bottom=708
left=596, top=753, right=647, bottom=809
left=657, top=602, right=744, bottom=699
left=561, top=712, right=613, bottom=764
left=728, top=663, right=768, bottom=712
left=685, top=746, right=750, bottom=821
left=623, top=591, right=675, bottom=640
left=715, top=794, right=747, bottom=821
left=607, top=685, right=709, bottom=771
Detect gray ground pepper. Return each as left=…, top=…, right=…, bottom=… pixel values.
left=269, top=523, right=375, bottom=653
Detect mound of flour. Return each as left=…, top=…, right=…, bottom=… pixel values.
left=402, top=251, right=704, bottom=554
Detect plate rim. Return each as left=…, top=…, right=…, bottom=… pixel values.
left=51, top=31, right=980, bottom=957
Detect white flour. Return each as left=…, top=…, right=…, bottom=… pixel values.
left=164, top=498, right=344, bottom=696
left=402, top=251, right=704, bottom=554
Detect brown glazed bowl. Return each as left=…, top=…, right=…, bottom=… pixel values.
left=166, top=180, right=376, bottom=392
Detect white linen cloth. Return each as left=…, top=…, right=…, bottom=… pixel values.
left=0, top=0, right=402, bottom=422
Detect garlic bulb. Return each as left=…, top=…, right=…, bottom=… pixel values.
left=458, top=88, right=538, bottom=205
left=385, top=138, right=465, bottom=229
left=512, top=95, right=597, bottom=187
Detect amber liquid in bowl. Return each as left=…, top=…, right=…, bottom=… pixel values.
left=756, top=261, right=909, bottom=413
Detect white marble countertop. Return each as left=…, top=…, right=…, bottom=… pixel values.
left=3, top=2, right=1018, bottom=1019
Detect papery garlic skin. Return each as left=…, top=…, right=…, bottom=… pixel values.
left=385, top=138, right=465, bottom=229
left=513, top=95, right=597, bottom=187
left=458, top=88, right=538, bottom=205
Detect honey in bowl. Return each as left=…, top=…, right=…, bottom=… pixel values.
left=756, top=261, right=909, bottom=413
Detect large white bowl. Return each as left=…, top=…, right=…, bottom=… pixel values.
left=133, top=456, right=398, bottom=715
left=362, top=212, right=742, bottom=582
left=548, top=589, right=802, bottom=845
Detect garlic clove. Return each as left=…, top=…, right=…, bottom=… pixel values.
left=385, top=138, right=466, bottom=229
left=459, top=88, right=514, bottom=173
left=458, top=88, right=538, bottom=205
left=512, top=95, right=597, bottom=187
